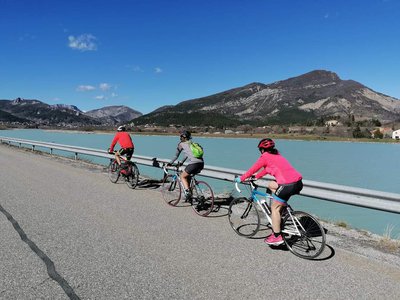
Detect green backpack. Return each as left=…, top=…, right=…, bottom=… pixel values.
left=190, top=142, right=204, bottom=158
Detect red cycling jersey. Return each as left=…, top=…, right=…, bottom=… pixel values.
left=109, top=132, right=134, bottom=152
left=240, top=151, right=302, bottom=184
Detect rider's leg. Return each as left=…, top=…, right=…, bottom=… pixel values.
left=268, top=180, right=278, bottom=194
left=271, top=201, right=284, bottom=234
left=181, top=170, right=191, bottom=190
left=268, top=181, right=283, bottom=236
left=115, top=152, right=121, bottom=166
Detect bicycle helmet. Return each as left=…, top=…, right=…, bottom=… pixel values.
left=258, top=138, right=275, bottom=150
left=180, top=130, right=191, bottom=139
left=117, top=125, right=126, bottom=132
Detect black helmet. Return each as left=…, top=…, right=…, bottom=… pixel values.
left=117, top=125, right=126, bottom=132
left=180, top=130, right=191, bottom=139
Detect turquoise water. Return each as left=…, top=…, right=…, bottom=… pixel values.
left=1, top=129, right=400, bottom=238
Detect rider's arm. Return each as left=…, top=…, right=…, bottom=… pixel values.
left=170, top=143, right=182, bottom=164
left=240, top=157, right=265, bottom=181
left=109, top=133, right=119, bottom=152
left=253, top=167, right=273, bottom=179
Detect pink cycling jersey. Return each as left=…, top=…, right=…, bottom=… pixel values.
left=240, top=152, right=302, bottom=184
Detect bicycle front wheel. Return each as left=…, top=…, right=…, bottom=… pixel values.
left=108, top=160, right=120, bottom=183
left=228, top=197, right=260, bottom=237
left=191, top=181, right=214, bottom=217
left=161, top=174, right=181, bottom=206
left=126, top=163, right=140, bottom=189
left=282, top=211, right=326, bottom=259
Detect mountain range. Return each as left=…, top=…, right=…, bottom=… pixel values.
left=0, top=99, right=141, bottom=127
left=134, top=70, right=400, bottom=126
left=1, top=70, right=399, bottom=127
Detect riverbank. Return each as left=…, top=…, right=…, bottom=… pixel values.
left=29, top=128, right=400, bottom=143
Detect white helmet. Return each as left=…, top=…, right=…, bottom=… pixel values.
left=117, top=125, right=126, bottom=132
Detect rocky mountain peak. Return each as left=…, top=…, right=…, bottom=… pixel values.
left=272, top=70, right=341, bottom=89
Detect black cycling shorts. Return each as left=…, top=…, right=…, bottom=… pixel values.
left=274, top=179, right=303, bottom=203
left=118, top=148, right=134, bottom=160
left=185, top=162, right=204, bottom=175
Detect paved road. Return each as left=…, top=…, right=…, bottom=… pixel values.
left=1, top=145, right=400, bottom=299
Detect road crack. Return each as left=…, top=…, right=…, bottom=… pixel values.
left=0, top=203, right=81, bottom=300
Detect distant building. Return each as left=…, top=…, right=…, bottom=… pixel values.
left=393, top=129, right=400, bottom=140
left=325, top=120, right=341, bottom=126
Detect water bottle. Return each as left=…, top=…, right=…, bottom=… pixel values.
left=258, top=198, right=268, bottom=215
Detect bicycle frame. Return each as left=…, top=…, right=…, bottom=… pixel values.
left=162, top=164, right=184, bottom=189
left=235, top=180, right=303, bottom=237
left=163, top=163, right=200, bottom=188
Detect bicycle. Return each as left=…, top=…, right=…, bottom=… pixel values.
left=160, top=162, right=215, bottom=217
left=228, top=178, right=326, bottom=259
left=107, top=150, right=139, bottom=189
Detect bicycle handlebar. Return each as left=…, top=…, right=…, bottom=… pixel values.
left=235, top=181, right=241, bottom=193
left=234, top=176, right=257, bottom=193
left=160, top=161, right=182, bottom=175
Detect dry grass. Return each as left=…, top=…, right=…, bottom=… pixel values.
left=335, top=220, right=350, bottom=229
left=378, top=225, right=400, bottom=253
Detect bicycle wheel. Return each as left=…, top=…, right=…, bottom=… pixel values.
left=108, top=160, right=120, bottom=183
left=126, top=163, right=139, bottom=189
left=282, top=211, right=326, bottom=259
left=228, top=197, right=260, bottom=237
left=191, top=180, right=214, bottom=217
left=161, top=174, right=181, bottom=206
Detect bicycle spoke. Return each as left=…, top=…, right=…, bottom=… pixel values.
left=126, top=163, right=139, bottom=189
left=191, top=181, right=214, bottom=217
left=282, top=211, right=326, bottom=259
left=161, top=175, right=181, bottom=206
left=228, top=198, right=260, bottom=237
left=108, top=160, right=120, bottom=183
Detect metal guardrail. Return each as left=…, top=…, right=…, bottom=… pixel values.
left=1, top=136, right=400, bottom=214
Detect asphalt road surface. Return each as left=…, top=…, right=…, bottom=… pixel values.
left=1, top=145, right=400, bottom=299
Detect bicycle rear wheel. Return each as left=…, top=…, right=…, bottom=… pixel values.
left=108, top=160, right=120, bottom=183
left=161, top=174, right=181, bottom=206
left=228, top=197, right=260, bottom=237
left=191, top=180, right=214, bottom=217
left=282, top=211, right=326, bottom=259
left=126, top=163, right=139, bottom=189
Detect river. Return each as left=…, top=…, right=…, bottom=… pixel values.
left=1, top=129, right=399, bottom=238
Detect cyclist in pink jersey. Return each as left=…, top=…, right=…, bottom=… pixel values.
left=235, top=138, right=303, bottom=246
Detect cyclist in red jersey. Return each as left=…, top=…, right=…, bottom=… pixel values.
left=109, top=125, right=134, bottom=166
left=235, top=138, right=303, bottom=246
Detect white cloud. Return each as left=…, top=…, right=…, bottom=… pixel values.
left=99, top=83, right=111, bottom=91
left=68, top=34, right=98, bottom=51
left=155, top=67, right=163, bottom=73
left=94, top=95, right=105, bottom=100
left=133, top=66, right=143, bottom=72
left=76, top=85, right=96, bottom=92
left=111, top=92, right=118, bottom=97
left=19, top=33, right=36, bottom=41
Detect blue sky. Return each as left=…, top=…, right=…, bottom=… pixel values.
left=1, top=0, right=399, bottom=114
